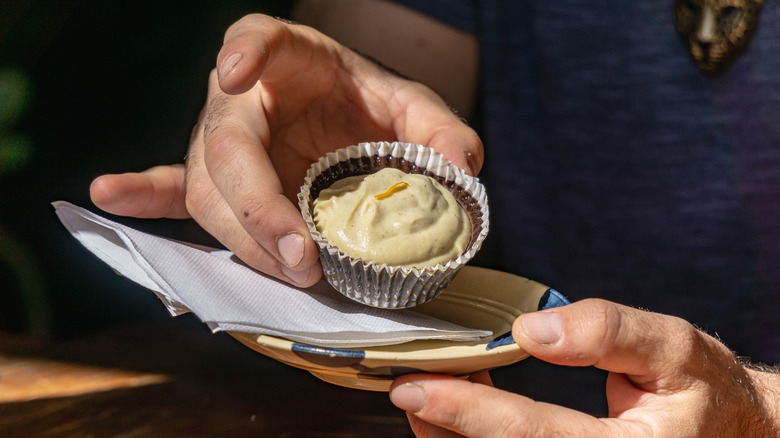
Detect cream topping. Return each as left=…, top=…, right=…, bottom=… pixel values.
left=312, top=168, right=470, bottom=269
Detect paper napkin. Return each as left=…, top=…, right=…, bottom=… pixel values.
left=53, top=202, right=492, bottom=347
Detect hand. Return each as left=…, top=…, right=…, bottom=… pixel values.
left=389, top=299, right=780, bottom=437
left=90, top=14, right=482, bottom=287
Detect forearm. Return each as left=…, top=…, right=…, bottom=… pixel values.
left=291, top=0, right=479, bottom=118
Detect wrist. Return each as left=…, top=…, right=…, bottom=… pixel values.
left=743, top=362, right=780, bottom=436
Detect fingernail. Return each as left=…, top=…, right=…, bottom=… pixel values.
left=390, top=383, right=425, bottom=413
left=218, top=52, right=243, bottom=81
left=282, top=265, right=309, bottom=285
left=522, top=312, right=562, bottom=345
left=277, top=233, right=304, bottom=267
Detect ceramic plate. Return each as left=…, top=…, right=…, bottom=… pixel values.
left=229, top=266, right=568, bottom=391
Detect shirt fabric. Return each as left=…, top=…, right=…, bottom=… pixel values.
left=390, top=0, right=780, bottom=414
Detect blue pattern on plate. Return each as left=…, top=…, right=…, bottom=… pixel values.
left=486, top=331, right=515, bottom=349
left=289, top=288, right=570, bottom=364
left=485, top=288, right=569, bottom=350
left=538, top=288, right=570, bottom=310
left=291, top=343, right=366, bottom=368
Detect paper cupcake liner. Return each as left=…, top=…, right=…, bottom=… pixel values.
left=298, top=141, right=489, bottom=309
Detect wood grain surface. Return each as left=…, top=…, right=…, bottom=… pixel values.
left=0, top=316, right=414, bottom=437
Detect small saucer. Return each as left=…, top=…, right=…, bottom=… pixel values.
left=229, top=266, right=568, bottom=391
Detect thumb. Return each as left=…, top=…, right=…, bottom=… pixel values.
left=512, top=298, right=702, bottom=389
left=90, top=164, right=190, bottom=219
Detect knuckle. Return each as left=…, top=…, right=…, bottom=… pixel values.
left=502, top=422, right=553, bottom=438
left=670, top=318, right=708, bottom=364
left=499, top=416, right=531, bottom=437
left=183, top=177, right=214, bottom=219
left=583, top=298, right=624, bottom=356
left=242, top=13, right=269, bottom=27
left=183, top=188, right=204, bottom=220
left=450, top=404, right=477, bottom=433
left=423, top=389, right=462, bottom=426
left=492, top=410, right=563, bottom=438
left=226, top=13, right=264, bottom=35
left=203, top=130, right=240, bottom=167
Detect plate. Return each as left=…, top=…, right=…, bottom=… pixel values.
left=229, top=266, right=568, bottom=391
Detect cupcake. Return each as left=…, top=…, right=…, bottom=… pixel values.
left=298, top=141, right=489, bottom=308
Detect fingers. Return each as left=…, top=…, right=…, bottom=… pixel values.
left=390, top=375, right=646, bottom=437
left=185, top=165, right=321, bottom=286
left=185, top=72, right=321, bottom=287
left=216, top=14, right=484, bottom=175
left=405, top=413, right=466, bottom=438
left=392, top=82, right=485, bottom=175
left=215, top=14, right=274, bottom=93
left=511, top=299, right=779, bottom=436
left=216, top=14, right=319, bottom=94
left=391, top=301, right=773, bottom=437
left=512, top=298, right=711, bottom=389
left=184, top=147, right=322, bottom=286
left=90, top=164, right=190, bottom=219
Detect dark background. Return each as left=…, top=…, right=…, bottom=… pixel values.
left=1, top=0, right=295, bottom=340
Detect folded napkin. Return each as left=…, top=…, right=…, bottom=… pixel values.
left=53, top=201, right=492, bottom=347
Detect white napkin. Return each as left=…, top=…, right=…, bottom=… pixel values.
left=53, top=201, right=491, bottom=347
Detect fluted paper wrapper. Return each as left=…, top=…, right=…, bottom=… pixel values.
left=298, top=142, right=489, bottom=309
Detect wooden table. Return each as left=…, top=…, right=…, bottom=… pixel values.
left=0, top=316, right=414, bottom=437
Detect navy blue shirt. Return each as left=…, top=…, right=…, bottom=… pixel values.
left=390, top=0, right=780, bottom=413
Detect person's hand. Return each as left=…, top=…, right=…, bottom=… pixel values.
left=389, top=299, right=780, bottom=437
left=90, top=14, right=482, bottom=287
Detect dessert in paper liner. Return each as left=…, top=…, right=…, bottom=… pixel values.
left=297, top=141, right=489, bottom=309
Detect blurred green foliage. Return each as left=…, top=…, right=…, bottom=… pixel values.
left=0, top=65, right=33, bottom=176
left=0, top=64, right=49, bottom=338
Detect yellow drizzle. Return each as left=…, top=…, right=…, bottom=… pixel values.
left=374, top=181, right=409, bottom=200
